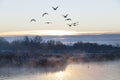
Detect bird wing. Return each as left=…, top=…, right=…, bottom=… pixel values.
left=65, top=14, right=68, bottom=17
left=62, top=15, right=66, bottom=18
left=30, top=19, right=36, bottom=22
left=66, top=18, right=71, bottom=21
left=73, top=23, right=76, bottom=26
left=42, top=13, right=48, bottom=17
left=52, top=6, right=58, bottom=10
left=67, top=24, right=72, bottom=27
left=52, top=7, right=55, bottom=10
left=63, top=14, right=68, bottom=18
left=45, top=22, right=52, bottom=24
left=73, top=22, right=79, bottom=26
left=55, top=6, right=58, bottom=9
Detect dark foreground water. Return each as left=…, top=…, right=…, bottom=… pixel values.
left=0, top=60, right=120, bottom=80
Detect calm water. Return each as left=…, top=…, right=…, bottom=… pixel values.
left=0, top=60, right=120, bottom=80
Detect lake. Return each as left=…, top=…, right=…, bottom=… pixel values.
left=0, top=60, right=120, bottom=80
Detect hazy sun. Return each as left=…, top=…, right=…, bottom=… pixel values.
left=0, top=30, right=107, bottom=36
left=55, top=71, right=65, bottom=79
left=0, top=30, right=80, bottom=36
left=42, top=30, right=76, bottom=36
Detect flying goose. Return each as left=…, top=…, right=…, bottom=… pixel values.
left=30, top=19, right=36, bottom=22
left=42, top=13, right=49, bottom=17
left=62, top=14, right=68, bottom=18
left=67, top=24, right=72, bottom=27
left=45, top=22, right=52, bottom=24
left=65, top=18, right=72, bottom=21
left=52, top=6, right=58, bottom=10
left=73, top=22, right=79, bottom=26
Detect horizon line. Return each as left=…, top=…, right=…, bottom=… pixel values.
left=0, top=30, right=120, bottom=37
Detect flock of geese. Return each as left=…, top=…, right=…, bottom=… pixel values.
left=30, top=6, right=79, bottom=27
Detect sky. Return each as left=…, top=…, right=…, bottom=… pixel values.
left=0, top=0, right=120, bottom=36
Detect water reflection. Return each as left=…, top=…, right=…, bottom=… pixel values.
left=0, top=60, right=120, bottom=80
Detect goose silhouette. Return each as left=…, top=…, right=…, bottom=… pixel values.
left=42, top=13, right=49, bottom=17
left=65, top=18, right=71, bottom=21
left=73, top=23, right=77, bottom=26
left=52, top=6, right=58, bottom=10
left=62, top=14, right=68, bottom=18
left=73, top=22, right=79, bottom=26
left=67, top=24, right=72, bottom=27
left=45, top=22, right=52, bottom=24
left=30, top=19, right=36, bottom=22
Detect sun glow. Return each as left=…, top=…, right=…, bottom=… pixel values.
left=0, top=30, right=80, bottom=36
left=0, top=30, right=117, bottom=36
left=55, top=71, right=65, bottom=79
left=43, top=30, right=77, bottom=36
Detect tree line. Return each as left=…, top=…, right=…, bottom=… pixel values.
left=0, top=36, right=120, bottom=54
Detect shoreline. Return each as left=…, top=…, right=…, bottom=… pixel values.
left=0, top=52, right=120, bottom=68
